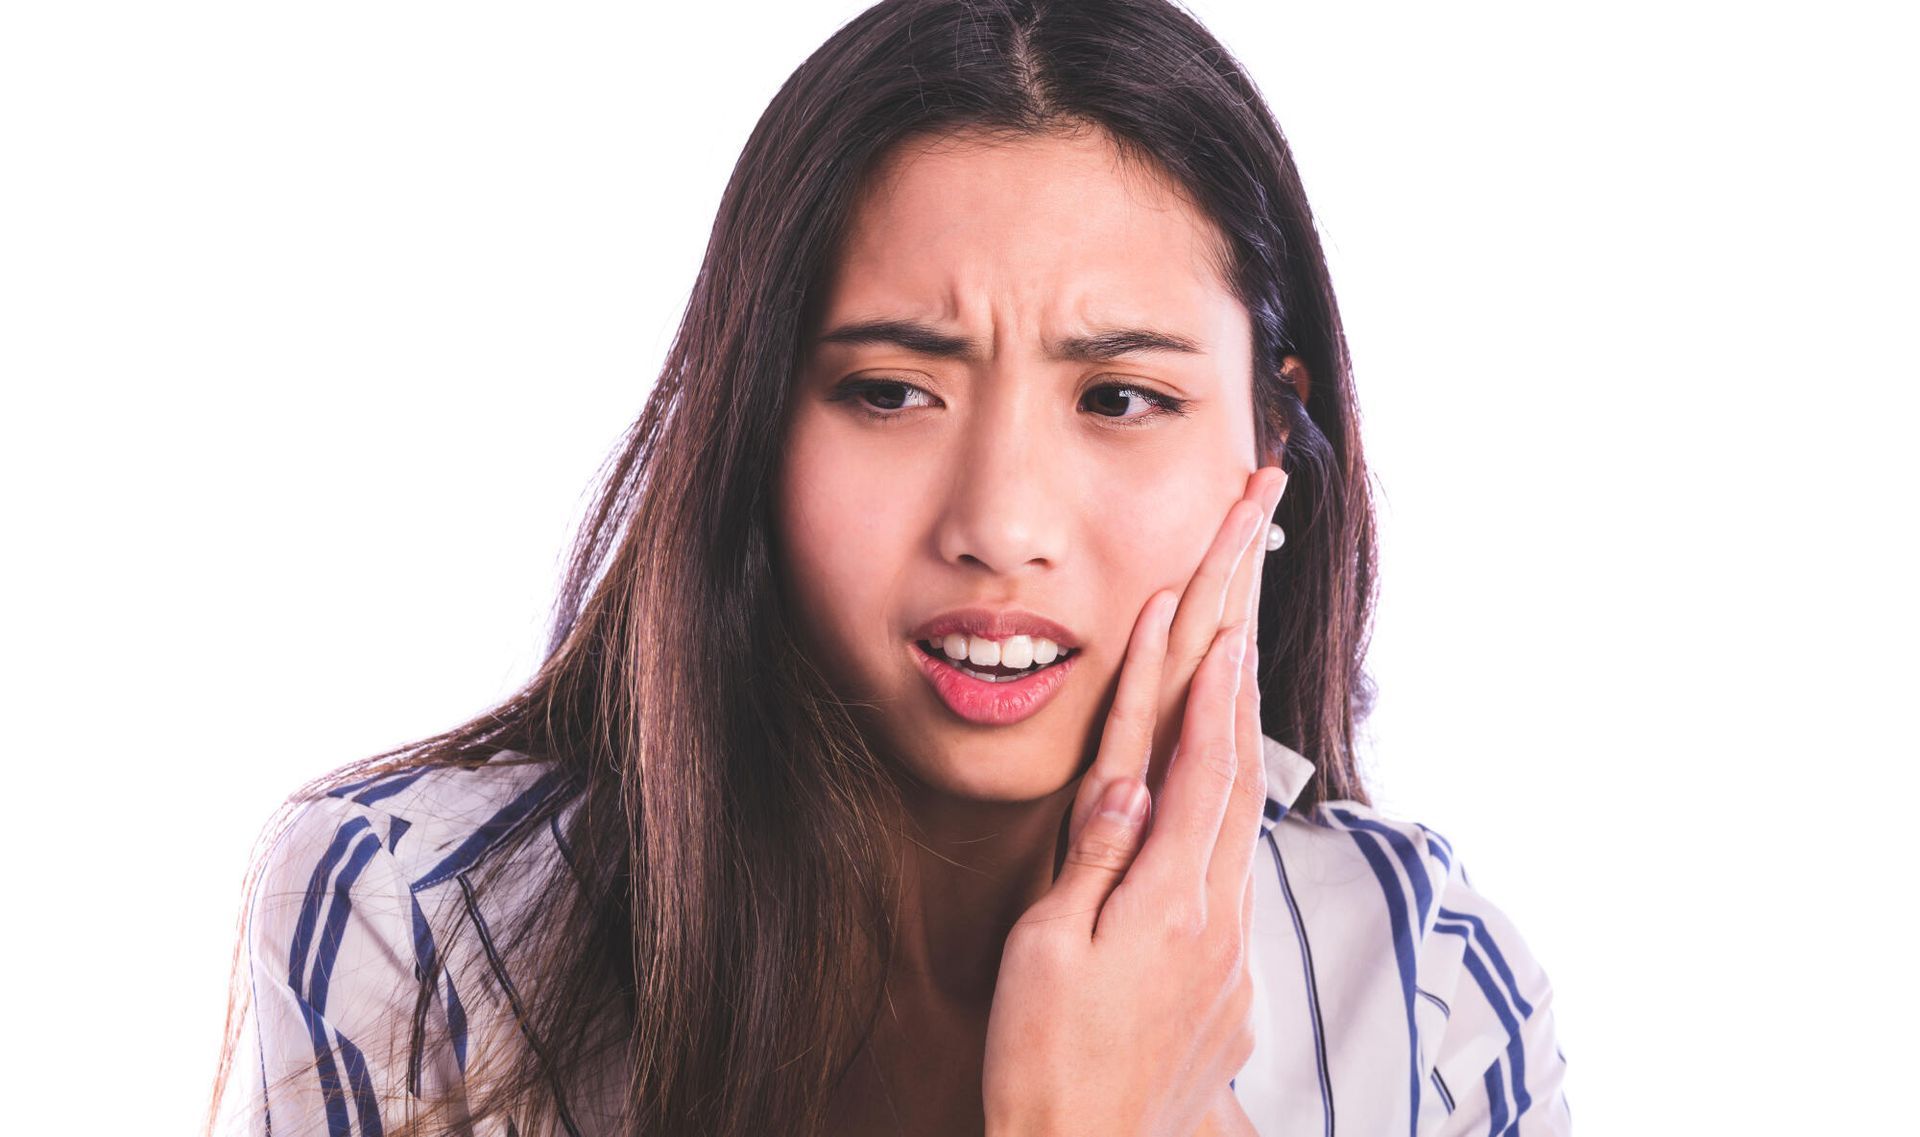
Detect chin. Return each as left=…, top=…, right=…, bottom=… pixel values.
left=885, top=728, right=1087, bottom=805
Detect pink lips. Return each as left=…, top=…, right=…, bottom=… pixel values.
left=909, top=639, right=1080, bottom=726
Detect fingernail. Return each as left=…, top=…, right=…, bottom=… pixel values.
left=1226, top=629, right=1248, bottom=667
left=1098, top=779, right=1148, bottom=825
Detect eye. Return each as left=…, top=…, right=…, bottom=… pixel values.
left=1081, top=382, right=1191, bottom=427
left=824, top=377, right=1191, bottom=426
left=826, top=378, right=939, bottom=420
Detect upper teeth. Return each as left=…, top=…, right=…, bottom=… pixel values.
left=937, top=633, right=1065, bottom=669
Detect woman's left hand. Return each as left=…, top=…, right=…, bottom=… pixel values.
left=1062, top=465, right=1285, bottom=865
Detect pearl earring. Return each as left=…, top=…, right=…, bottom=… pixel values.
left=1265, top=523, right=1286, bottom=552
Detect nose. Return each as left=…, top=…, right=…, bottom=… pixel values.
left=931, top=384, right=1069, bottom=577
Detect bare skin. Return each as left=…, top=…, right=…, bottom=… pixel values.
left=823, top=473, right=1284, bottom=1137
left=778, top=124, right=1306, bottom=1135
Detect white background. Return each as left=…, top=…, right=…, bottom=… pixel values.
left=4, top=1, right=1913, bottom=1132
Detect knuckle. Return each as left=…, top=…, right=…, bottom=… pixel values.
left=1005, top=920, right=1074, bottom=966
left=1245, top=777, right=1269, bottom=814
left=1230, top=764, right=1266, bottom=808
left=1161, top=903, right=1208, bottom=942
left=1172, top=646, right=1210, bottom=681
left=1069, top=830, right=1138, bottom=872
left=1216, top=620, right=1251, bottom=660
left=1231, top=972, right=1255, bottom=1019
left=1107, top=699, right=1151, bottom=736
left=1204, top=929, right=1244, bottom=979
left=1196, top=742, right=1238, bottom=785
left=1234, top=1021, right=1257, bottom=1065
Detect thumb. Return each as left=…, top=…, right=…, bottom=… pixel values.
left=1032, top=777, right=1150, bottom=927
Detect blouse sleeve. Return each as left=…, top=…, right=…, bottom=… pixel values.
left=213, top=795, right=469, bottom=1137
left=1415, top=829, right=1575, bottom=1136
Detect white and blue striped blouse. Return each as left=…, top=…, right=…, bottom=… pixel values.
left=213, top=736, right=1573, bottom=1135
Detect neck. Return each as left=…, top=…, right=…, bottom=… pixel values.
left=883, top=767, right=1084, bottom=1014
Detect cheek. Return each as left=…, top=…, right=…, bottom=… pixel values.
left=1104, top=454, right=1246, bottom=591
left=774, top=421, right=916, bottom=681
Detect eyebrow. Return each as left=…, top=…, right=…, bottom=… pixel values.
left=812, top=317, right=1203, bottom=363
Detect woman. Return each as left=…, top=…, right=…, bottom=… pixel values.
left=208, top=1, right=1572, bottom=1134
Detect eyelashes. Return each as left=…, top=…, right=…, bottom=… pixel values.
left=1080, top=382, right=1191, bottom=425
left=825, top=377, right=1192, bottom=427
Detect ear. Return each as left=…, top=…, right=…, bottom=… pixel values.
left=1279, top=355, right=1312, bottom=406
left=1263, top=355, right=1313, bottom=466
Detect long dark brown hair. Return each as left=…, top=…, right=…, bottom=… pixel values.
left=207, top=1, right=1377, bottom=1133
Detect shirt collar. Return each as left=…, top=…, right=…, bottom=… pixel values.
left=1258, top=733, right=1316, bottom=836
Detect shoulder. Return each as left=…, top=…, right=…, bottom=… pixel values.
left=221, top=756, right=583, bottom=1133
left=1270, top=799, right=1459, bottom=911
left=1257, top=799, right=1571, bottom=1129
left=244, top=753, right=581, bottom=971
left=1253, top=797, right=1464, bottom=980
left=298, top=754, right=578, bottom=886
left=1269, top=798, right=1546, bottom=1000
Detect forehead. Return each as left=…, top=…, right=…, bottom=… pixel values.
left=814, top=127, right=1242, bottom=341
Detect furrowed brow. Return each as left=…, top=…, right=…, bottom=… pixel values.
left=1050, top=328, right=1202, bottom=362
left=813, top=318, right=983, bottom=360
left=813, top=318, right=1202, bottom=363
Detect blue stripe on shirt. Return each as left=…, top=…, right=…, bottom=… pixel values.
left=1330, top=808, right=1435, bottom=928
left=286, top=818, right=376, bottom=1137
left=324, top=770, right=396, bottom=800
left=307, top=833, right=381, bottom=1013
left=351, top=767, right=433, bottom=807
left=1417, top=823, right=1454, bottom=872
left=308, top=831, right=386, bottom=1136
left=1266, top=828, right=1334, bottom=1137
left=412, top=767, right=573, bottom=891
left=1436, top=918, right=1533, bottom=1133
left=1437, top=905, right=1536, bottom=1018
left=324, top=766, right=428, bottom=804
left=336, top=1033, right=385, bottom=1137
left=290, top=981, right=352, bottom=1136
left=1483, top=1057, right=1511, bottom=1137
left=288, top=817, right=372, bottom=990
left=1334, top=816, right=1423, bottom=1137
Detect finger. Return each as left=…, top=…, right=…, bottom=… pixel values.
left=1132, top=621, right=1244, bottom=892
left=1210, top=526, right=1272, bottom=907
left=1217, top=468, right=1286, bottom=674
left=1027, top=774, right=1150, bottom=935
left=1069, top=589, right=1177, bottom=846
left=1165, top=473, right=1268, bottom=678
left=1154, top=467, right=1280, bottom=781
left=1248, top=469, right=1286, bottom=629
left=1148, top=487, right=1265, bottom=792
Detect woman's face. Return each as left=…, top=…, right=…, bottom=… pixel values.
left=776, top=126, right=1263, bottom=804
